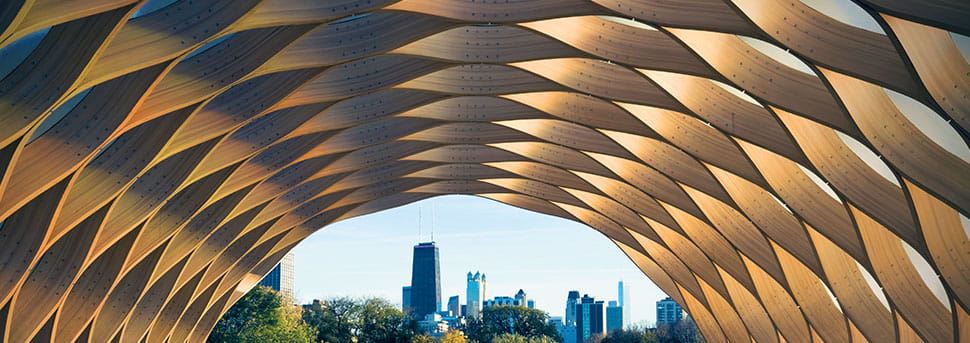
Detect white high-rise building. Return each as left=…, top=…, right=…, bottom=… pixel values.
left=514, top=289, right=528, bottom=308
left=618, top=281, right=629, bottom=329
left=466, top=271, right=486, bottom=318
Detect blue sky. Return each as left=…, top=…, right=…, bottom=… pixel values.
left=292, top=194, right=667, bottom=325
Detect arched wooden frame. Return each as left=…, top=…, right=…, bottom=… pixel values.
left=0, top=0, right=967, bottom=342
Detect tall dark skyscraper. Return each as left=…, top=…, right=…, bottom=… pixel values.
left=575, top=294, right=604, bottom=342
left=410, top=242, right=441, bottom=319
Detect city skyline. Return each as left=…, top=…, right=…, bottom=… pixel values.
left=292, top=195, right=666, bottom=324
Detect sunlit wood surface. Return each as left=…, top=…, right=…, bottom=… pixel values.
left=0, top=0, right=967, bottom=342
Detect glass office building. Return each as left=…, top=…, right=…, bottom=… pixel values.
left=410, top=242, right=441, bottom=319
left=258, top=252, right=295, bottom=301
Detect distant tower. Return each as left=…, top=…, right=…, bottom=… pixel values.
left=656, top=297, right=683, bottom=325
left=618, top=281, right=629, bottom=329
left=548, top=317, right=566, bottom=341
left=410, top=242, right=441, bottom=319
left=514, top=289, right=528, bottom=307
left=575, top=294, right=604, bottom=342
left=466, top=271, right=486, bottom=318
left=563, top=290, right=581, bottom=343
left=606, top=300, right=623, bottom=332
left=258, top=252, right=295, bottom=301
left=565, top=290, right=580, bottom=326
left=402, top=286, right=412, bottom=312
left=448, top=295, right=461, bottom=317
left=482, top=273, right=487, bottom=302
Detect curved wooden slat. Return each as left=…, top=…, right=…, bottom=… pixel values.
left=881, top=14, right=970, bottom=133
left=521, top=16, right=717, bottom=78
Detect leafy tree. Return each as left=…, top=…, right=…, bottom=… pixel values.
left=302, top=297, right=359, bottom=343
left=357, top=298, right=418, bottom=343
left=441, top=331, right=468, bottom=343
left=465, top=305, right=561, bottom=343
left=654, top=318, right=704, bottom=343
left=599, top=327, right=657, bottom=343
left=208, top=286, right=316, bottom=343
left=302, top=296, right=418, bottom=343
left=491, top=333, right=558, bottom=343
left=413, top=334, right=438, bottom=343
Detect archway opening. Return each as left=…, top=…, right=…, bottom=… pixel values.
left=292, top=194, right=665, bottom=325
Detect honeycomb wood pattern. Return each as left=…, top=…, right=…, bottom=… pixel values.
left=0, top=0, right=967, bottom=342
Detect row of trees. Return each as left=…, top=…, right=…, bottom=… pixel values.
left=587, top=319, right=705, bottom=343
left=208, top=287, right=702, bottom=343
left=413, top=332, right=557, bottom=343
left=302, top=296, right=419, bottom=342
left=464, top=305, right=561, bottom=343
left=210, top=286, right=420, bottom=343
left=208, top=287, right=563, bottom=343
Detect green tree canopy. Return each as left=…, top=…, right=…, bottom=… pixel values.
left=654, top=319, right=704, bottom=343
left=465, top=305, right=561, bottom=343
left=357, top=298, right=417, bottom=343
left=491, top=333, right=559, bottom=343
left=412, top=334, right=438, bottom=343
left=302, top=296, right=418, bottom=343
left=208, top=286, right=316, bottom=343
left=302, top=297, right=359, bottom=343
left=598, top=327, right=657, bottom=343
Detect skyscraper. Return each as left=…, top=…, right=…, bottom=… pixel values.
left=448, top=295, right=461, bottom=317
left=402, top=286, right=412, bottom=312
left=565, top=290, right=580, bottom=326
left=514, top=289, right=528, bottom=307
left=549, top=317, right=566, bottom=342
left=410, top=242, right=441, bottom=319
left=483, top=296, right=518, bottom=307
left=618, top=281, right=629, bottom=329
left=606, top=300, right=623, bottom=332
left=575, top=294, right=604, bottom=342
left=656, top=297, right=683, bottom=325
left=258, top=252, right=295, bottom=301
left=466, top=271, right=486, bottom=318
